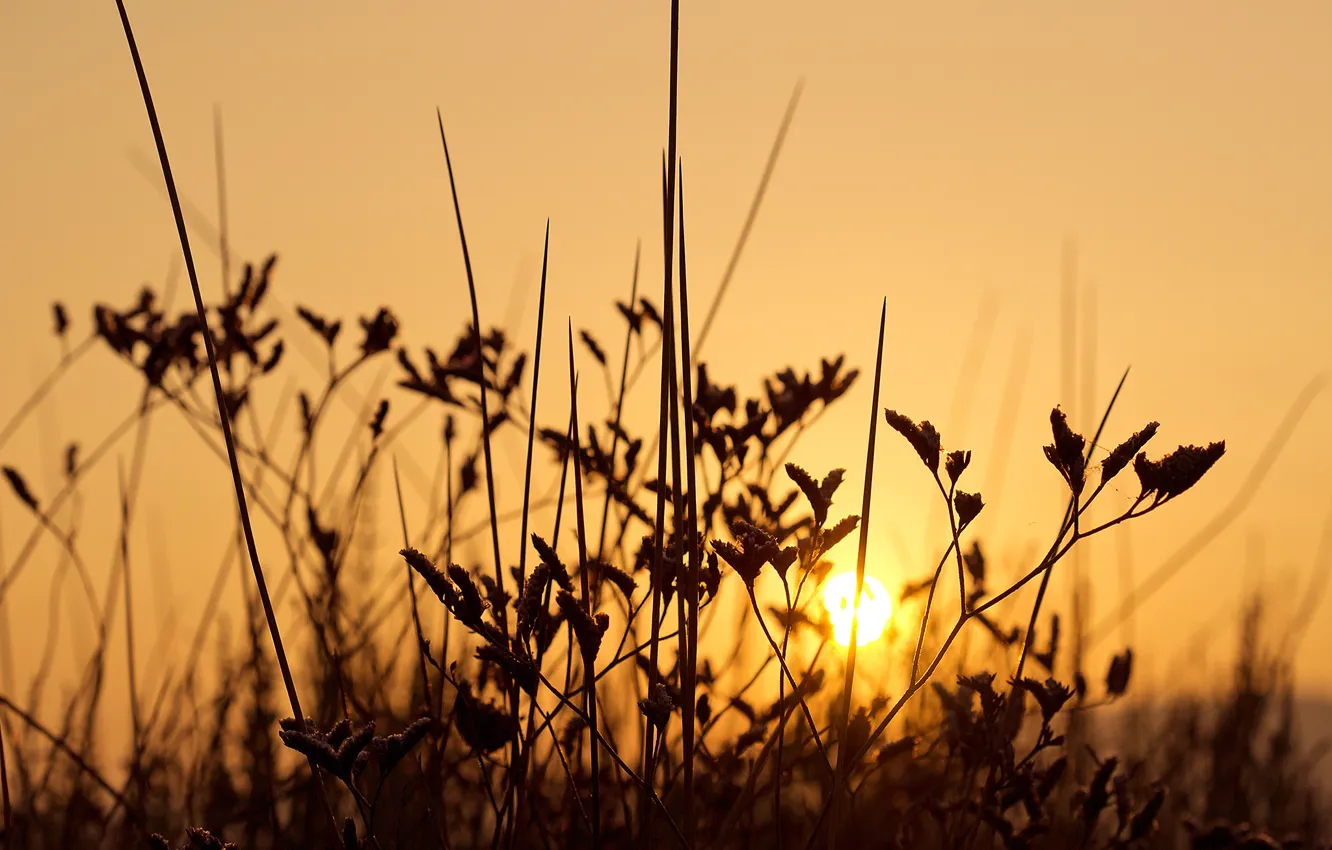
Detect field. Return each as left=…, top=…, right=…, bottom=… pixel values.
left=0, top=3, right=1329, bottom=849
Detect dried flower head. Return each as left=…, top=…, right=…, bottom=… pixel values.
left=1082, top=757, right=1119, bottom=830
left=784, top=463, right=845, bottom=526
left=638, top=683, right=676, bottom=731
left=260, top=339, right=285, bottom=374
left=64, top=443, right=79, bottom=480
left=476, top=643, right=538, bottom=696
left=516, top=564, right=551, bottom=641
left=478, top=573, right=511, bottom=616
left=1105, top=648, right=1134, bottom=697
left=1012, top=677, right=1075, bottom=723
left=455, top=681, right=514, bottom=754
left=2, top=466, right=38, bottom=512
left=530, top=533, right=573, bottom=591
left=701, top=550, right=721, bottom=601
left=368, top=717, right=432, bottom=780
left=963, top=540, right=986, bottom=585
left=556, top=590, right=609, bottom=662
left=954, top=491, right=984, bottom=526
left=369, top=399, right=389, bottom=439
left=638, top=297, right=662, bottom=328
left=579, top=329, right=606, bottom=366
left=1043, top=407, right=1087, bottom=495
left=712, top=521, right=781, bottom=586
left=402, top=547, right=451, bottom=600
left=843, top=707, right=871, bottom=769
left=446, top=564, right=490, bottom=628
left=296, top=305, right=341, bottom=347
left=945, top=449, right=971, bottom=484
left=590, top=558, right=637, bottom=600
left=1101, top=422, right=1159, bottom=482
left=278, top=717, right=375, bottom=781
left=884, top=409, right=942, bottom=475
left=359, top=307, right=399, bottom=357
left=1134, top=442, right=1225, bottom=502
left=52, top=302, right=69, bottom=337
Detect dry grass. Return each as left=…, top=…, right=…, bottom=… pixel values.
left=0, top=3, right=1326, bottom=849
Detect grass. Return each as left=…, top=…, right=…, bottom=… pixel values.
left=0, top=2, right=1327, bottom=849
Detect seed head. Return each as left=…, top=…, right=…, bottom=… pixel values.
left=530, top=534, right=573, bottom=591
left=455, top=681, right=514, bottom=754
left=784, top=463, right=844, bottom=526
left=1043, top=407, right=1087, bottom=495
left=945, top=449, right=971, bottom=484
left=1101, top=422, right=1159, bottom=482
left=638, top=683, right=676, bottom=731
left=3, top=466, right=38, bottom=512
left=1105, top=648, right=1134, bottom=697
left=884, top=409, right=942, bottom=475
left=954, top=491, right=984, bottom=526
left=1134, top=442, right=1225, bottom=501
left=556, top=590, right=609, bottom=662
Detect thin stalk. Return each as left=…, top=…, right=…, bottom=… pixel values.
left=644, top=0, right=682, bottom=805
left=435, top=114, right=520, bottom=842
left=567, top=327, right=600, bottom=849
left=114, top=463, right=144, bottom=811
left=662, top=220, right=687, bottom=849
left=393, top=457, right=434, bottom=712
left=508, top=221, right=551, bottom=849
left=110, top=3, right=333, bottom=833
left=642, top=178, right=673, bottom=840
left=532, top=672, right=687, bottom=849
left=0, top=716, right=10, bottom=843
left=213, top=106, right=231, bottom=301
left=594, top=243, right=641, bottom=564
left=435, top=110, right=507, bottom=616
left=521, top=410, right=576, bottom=837
left=0, top=695, right=138, bottom=825
left=1088, top=373, right=1328, bottom=645
left=440, top=416, right=456, bottom=708
left=516, top=223, right=551, bottom=590
left=1014, top=367, right=1128, bottom=679
left=829, top=298, right=886, bottom=846
left=675, top=163, right=701, bottom=846
left=0, top=337, right=96, bottom=455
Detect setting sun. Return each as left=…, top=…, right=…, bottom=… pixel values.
left=821, top=572, right=892, bottom=647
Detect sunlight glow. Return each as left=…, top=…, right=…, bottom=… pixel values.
left=821, top=572, right=892, bottom=648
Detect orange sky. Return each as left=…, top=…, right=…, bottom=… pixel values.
left=2, top=1, right=1331, bottom=713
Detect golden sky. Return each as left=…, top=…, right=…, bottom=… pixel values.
left=2, top=1, right=1331, bottom=710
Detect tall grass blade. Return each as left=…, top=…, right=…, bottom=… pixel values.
left=675, top=162, right=701, bottom=847
left=435, top=109, right=508, bottom=613
left=568, top=322, right=601, bottom=848
left=392, top=456, right=434, bottom=711
left=645, top=0, right=683, bottom=824
left=114, top=462, right=143, bottom=810
left=594, top=243, right=641, bottom=563
left=508, top=221, right=550, bottom=849
left=691, top=79, right=803, bottom=357
left=829, top=298, right=886, bottom=847
left=108, top=8, right=331, bottom=830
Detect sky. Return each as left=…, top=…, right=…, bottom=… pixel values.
left=2, top=1, right=1331, bottom=716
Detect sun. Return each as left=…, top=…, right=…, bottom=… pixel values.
left=821, top=572, right=892, bottom=647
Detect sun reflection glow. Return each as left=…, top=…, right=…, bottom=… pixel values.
left=821, top=572, right=892, bottom=647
